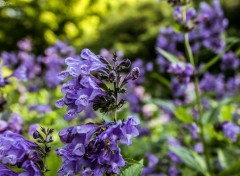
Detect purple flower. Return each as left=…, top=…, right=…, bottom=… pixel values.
left=0, top=164, right=18, bottom=176
left=194, top=0, right=228, bottom=53
left=29, top=104, right=52, bottom=114
left=0, top=131, right=42, bottom=175
left=173, top=6, right=196, bottom=30
left=200, top=73, right=225, bottom=98
left=221, top=52, right=239, bottom=70
left=17, top=39, right=32, bottom=51
left=156, top=27, right=183, bottom=72
left=189, top=123, right=199, bottom=139
left=142, top=153, right=159, bottom=176
left=168, top=63, right=194, bottom=83
left=222, top=122, right=240, bottom=142
left=193, top=143, right=204, bottom=153
left=56, top=49, right=108, bottom=121
left=56, top=117, right=139, bottom=176
left=0, top=113, right=24, bottom=134
left=29, top=124, right=39, bottom=138
left=168, top=166, right=181, bottom=176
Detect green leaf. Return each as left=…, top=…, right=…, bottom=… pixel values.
left=156, top=47, right=181, bottom=64
left=202, top=97, right=240, bottom=124
left=174, top=106, right=194, bottom=123
left=200, top=54, right=222, bottom=74
left=219, top=105, right=235, bottom=122
left=170, top=146, right=207, bottom=174
left=152, top=99, right=175, bottom=112
left=218, top=159, right=240, bottom=176
left=200, top=39, right=239, bottom=73
left=217, top=149, right=228, bottom=169
left=150, top=72, right=170, bottom=88
left=120, top=159, right=143, bottom=176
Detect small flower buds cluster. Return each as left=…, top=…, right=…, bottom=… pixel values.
left=33, top=127, right=54, bottom=173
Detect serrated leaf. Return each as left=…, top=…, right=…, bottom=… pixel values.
left=120, top=159, right=143, bottom=176
left=156, top=47, right=181, bottom=64
left=174, top=106, right=194, bottom=123
left=170, top=146, right=207, bottom=174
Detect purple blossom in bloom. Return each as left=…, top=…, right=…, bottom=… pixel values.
left=226, top=75, right=240, bottom=95
left=0, top=131, right=42, bottom=175
left=194, top=0, right=228, bottom=53
left=168, top=63, right=194, bottom=83
left=1, top=51, right=18, bottom=68
left=56, top=117, right=139, bottom=176
left=168, top=166, right=181, bottom=176
left=156, top=27, right=183, bottom=72
left=222, top=122, right=240, bottom=142
left=55, top=48, right=107, bottom=121
left=189, top=123, right=199, bottom=139
left=29, top=104, right=52, bottom=114
left=193, top=143, right=204, bottom=153
left=17, top=39, right=32, bottom=51
left=0, top=113, right=24, bottom=134
left=221, top=52, right=239, bottom=70
left=200, top=73, right=225, bottom=98
left=42, top=41, right=75, bottom=88
left=173, top=6, right=196, bottom=30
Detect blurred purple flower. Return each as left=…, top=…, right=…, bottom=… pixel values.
left=221, top=52, right=239, bottom=70
left=222, top=122, right=240, bottom=142
left=29, top=104, right=52, bottom=114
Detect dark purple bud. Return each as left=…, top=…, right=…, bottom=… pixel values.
left=109, top=70, right=117, bottom=82
left=117, top=59, right=131, bottom=70
left=33, top=131, right=42, bottom=139
left=130, top=67, right=140, bottom=80
left=99, top=56, right=111, bottom=66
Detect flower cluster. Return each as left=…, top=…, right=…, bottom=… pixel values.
left=222, top=122, right=240, bottom=142
left=0, top=113, right=24, bottom=133
left=167, top=63, right=194, bottom=83
left=0, top=131, right=42, bottom=175
left=221, top=52, right=239, bottom=71
left=56, top=48, right=140, bottom=120
left=0, top=39, right=75, bottom=90
left=194, top=0, right=228, bottom=53
left=56, top=117, right=139, bottom=175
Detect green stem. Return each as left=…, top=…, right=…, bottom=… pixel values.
left=184, top=32, right=212, bottom=175
left=182, top=5, right=212, bottom=174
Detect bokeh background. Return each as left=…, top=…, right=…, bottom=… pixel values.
left=1, top=0, right=240, bottom=175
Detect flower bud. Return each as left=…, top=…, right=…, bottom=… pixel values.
left=117, top=59, right=131, bottom=70
left=108, top=70, right=117, bottom=82
left=33, top=131, right=42, bottom=139
left=129, top=67, right=140, bottom=80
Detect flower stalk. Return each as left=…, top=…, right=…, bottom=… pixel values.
left=183, top=6, right=212, bottom=175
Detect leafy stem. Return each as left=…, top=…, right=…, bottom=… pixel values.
left=183, top=6, right=213, bottom=175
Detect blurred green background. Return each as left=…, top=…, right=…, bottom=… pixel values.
left=0, top=0, right=239, bottom=60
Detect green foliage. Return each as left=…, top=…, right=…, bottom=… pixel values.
left=120, top=159, right=143, bottom=176
left=170, top=146, right=208, bottom=175
left=174, top=106, right=194, bottom=124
